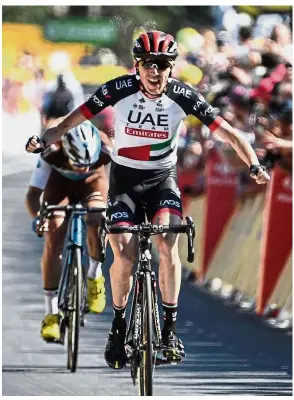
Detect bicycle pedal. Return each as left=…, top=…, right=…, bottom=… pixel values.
left=153, top=352, right=179, bottom=365
left=125, top=343, right=140, bottom=362
left=162, top=348, right=184, bottom=362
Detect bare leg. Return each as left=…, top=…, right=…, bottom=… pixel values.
left=42, top=217, right=67, bottom=290
left=108, top=233, right=137, bottom=307
left=152, top=213, right=182, bottom=304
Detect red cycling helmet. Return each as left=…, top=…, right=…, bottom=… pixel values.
left=133, top=30, right=178, bottom=60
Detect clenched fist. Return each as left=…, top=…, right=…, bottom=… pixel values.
left=250, top=165, right=271, bottom=184
left=25, top=135, right=46, bottom=153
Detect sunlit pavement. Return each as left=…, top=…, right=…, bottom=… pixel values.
left=2, top=161, right=292, bottom=396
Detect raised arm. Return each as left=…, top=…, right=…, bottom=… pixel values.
left=182, top=87, right=270, bottom=184
left=25, top=79, right=115, bottom=152
left=41, top=108, right=86, bottom=145
left=213, top=119, right=270, bottom=184
left=213, top=119, right=260, bottom=167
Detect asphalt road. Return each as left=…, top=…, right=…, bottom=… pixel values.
left=2, top=165, right=292, bottom=396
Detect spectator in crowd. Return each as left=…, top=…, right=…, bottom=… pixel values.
left=2, top=79, right=22, bottom=114
left=79, top=47, right=118, bottom=67
left=238, top=25, right=254, bottom=49
left=22, top=68, right=47, bottom=111
left=3, top=11, right=291, bottom=202
left=47, top=51, right=84, bottom=108
left=80, top=46, right=101, bottom=66
left=41, top=74, right=75, bottom=129
left=18, top=50, right=36, bottom=71
left=175, top=15, right=292, bottom=202
left=256, top=100, right=292, bottom=174
left=268, top=23, right=293, bottom=64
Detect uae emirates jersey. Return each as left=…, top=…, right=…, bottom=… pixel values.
left=80, top=74, right=223, bottom=170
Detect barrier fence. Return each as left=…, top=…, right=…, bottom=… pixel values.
left=179, top=155, right=292, bottom=329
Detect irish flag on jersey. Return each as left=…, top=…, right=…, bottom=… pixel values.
left=118, top=132, right=177, bottom=161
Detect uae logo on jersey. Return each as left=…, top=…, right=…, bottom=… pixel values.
left=118, top=131, right=176, bottom=161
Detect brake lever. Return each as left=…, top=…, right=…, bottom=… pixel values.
left=35, top=201, right=48, bottom=238
left=98, top=217, right=108, bottom=263
left=185, top=216, right=195, bottom=263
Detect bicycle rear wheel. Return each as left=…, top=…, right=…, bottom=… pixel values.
left=67, top=247, right=82, bottom=373
left=138, top=272, right=153, bottom=396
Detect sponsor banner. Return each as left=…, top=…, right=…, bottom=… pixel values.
left=44, top=19, right=118, bottom=45
left=177, top=167, right=201, bottom=213
left=201, top=149, right=238, bottom=280
left=206, top=194, right=265, bottom=297
left=125, top=127, right=168, bottom=140
left=257, top=166, right=292, bottom=314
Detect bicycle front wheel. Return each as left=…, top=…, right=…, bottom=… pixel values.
left=67, top=247, right=82, bottom=373
left=139, top=272, right=153, bottom=396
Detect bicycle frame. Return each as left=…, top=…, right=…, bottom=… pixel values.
left=38, top=202, right=106, bottom=372
left=39, top=203, right=106, bottom=356
left=124, top=234, right=163, bottom=391
left=126, top=235, right=162, bottom=348
left=58, top=210, right=86, bottom=313
left=99, top=216, right=195, bottom=394
left=38, top=203, right=104, bottom=312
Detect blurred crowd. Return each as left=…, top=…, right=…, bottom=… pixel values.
left=173, top=13, right=292, bottom=200
left=3, top=50, right=85, bottom=116
left=3, top=9, right=292, bottom=200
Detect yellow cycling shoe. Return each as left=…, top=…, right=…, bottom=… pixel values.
left=87, top=276, right=106, bottom=313
left=41, top=314, right=60, bottom=342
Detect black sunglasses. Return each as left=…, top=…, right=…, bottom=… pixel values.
left=139, top=59, right=173, bottom=71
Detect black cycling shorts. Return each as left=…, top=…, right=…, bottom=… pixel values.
left=106, top=162, right=183, bottom=225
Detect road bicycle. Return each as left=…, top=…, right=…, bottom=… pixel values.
left=99, top=216, right=195, bottom=395
left=39, top=202, right=105, bottom=372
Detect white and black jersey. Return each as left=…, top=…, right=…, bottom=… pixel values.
left=80, top=74, right=223, bottom=170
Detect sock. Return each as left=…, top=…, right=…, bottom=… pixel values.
left=162, top=302, right=178, bottom=335
left=113, top=304, right=126, bottom=328
left=87, top=256, right=102, bottom=279
left=44, top=289, right=59, bottom=315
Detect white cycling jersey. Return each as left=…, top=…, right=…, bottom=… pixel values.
left=80, top=74, right=223, bottom=170
left=29, top=151, right=111, bottom=190
left=29, top=156, right=52, bottom=190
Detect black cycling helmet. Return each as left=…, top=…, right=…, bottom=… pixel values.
left=133, top=30, right=178, bottom=60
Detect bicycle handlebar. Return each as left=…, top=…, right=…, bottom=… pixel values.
left=39, top=202, right=106, bottom=219
left=36, top=202, right=106, bottom=238
left=98, top=216, right=195, bottom=264
left=40, top=203, right=106, bottom=213
left=106, top=224, right=188, bottom=234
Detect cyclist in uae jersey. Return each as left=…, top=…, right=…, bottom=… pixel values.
left=26, top=30, right=270, bottom=369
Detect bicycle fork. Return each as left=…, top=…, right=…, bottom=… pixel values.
left=125, top=274, right=162, bottom=386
